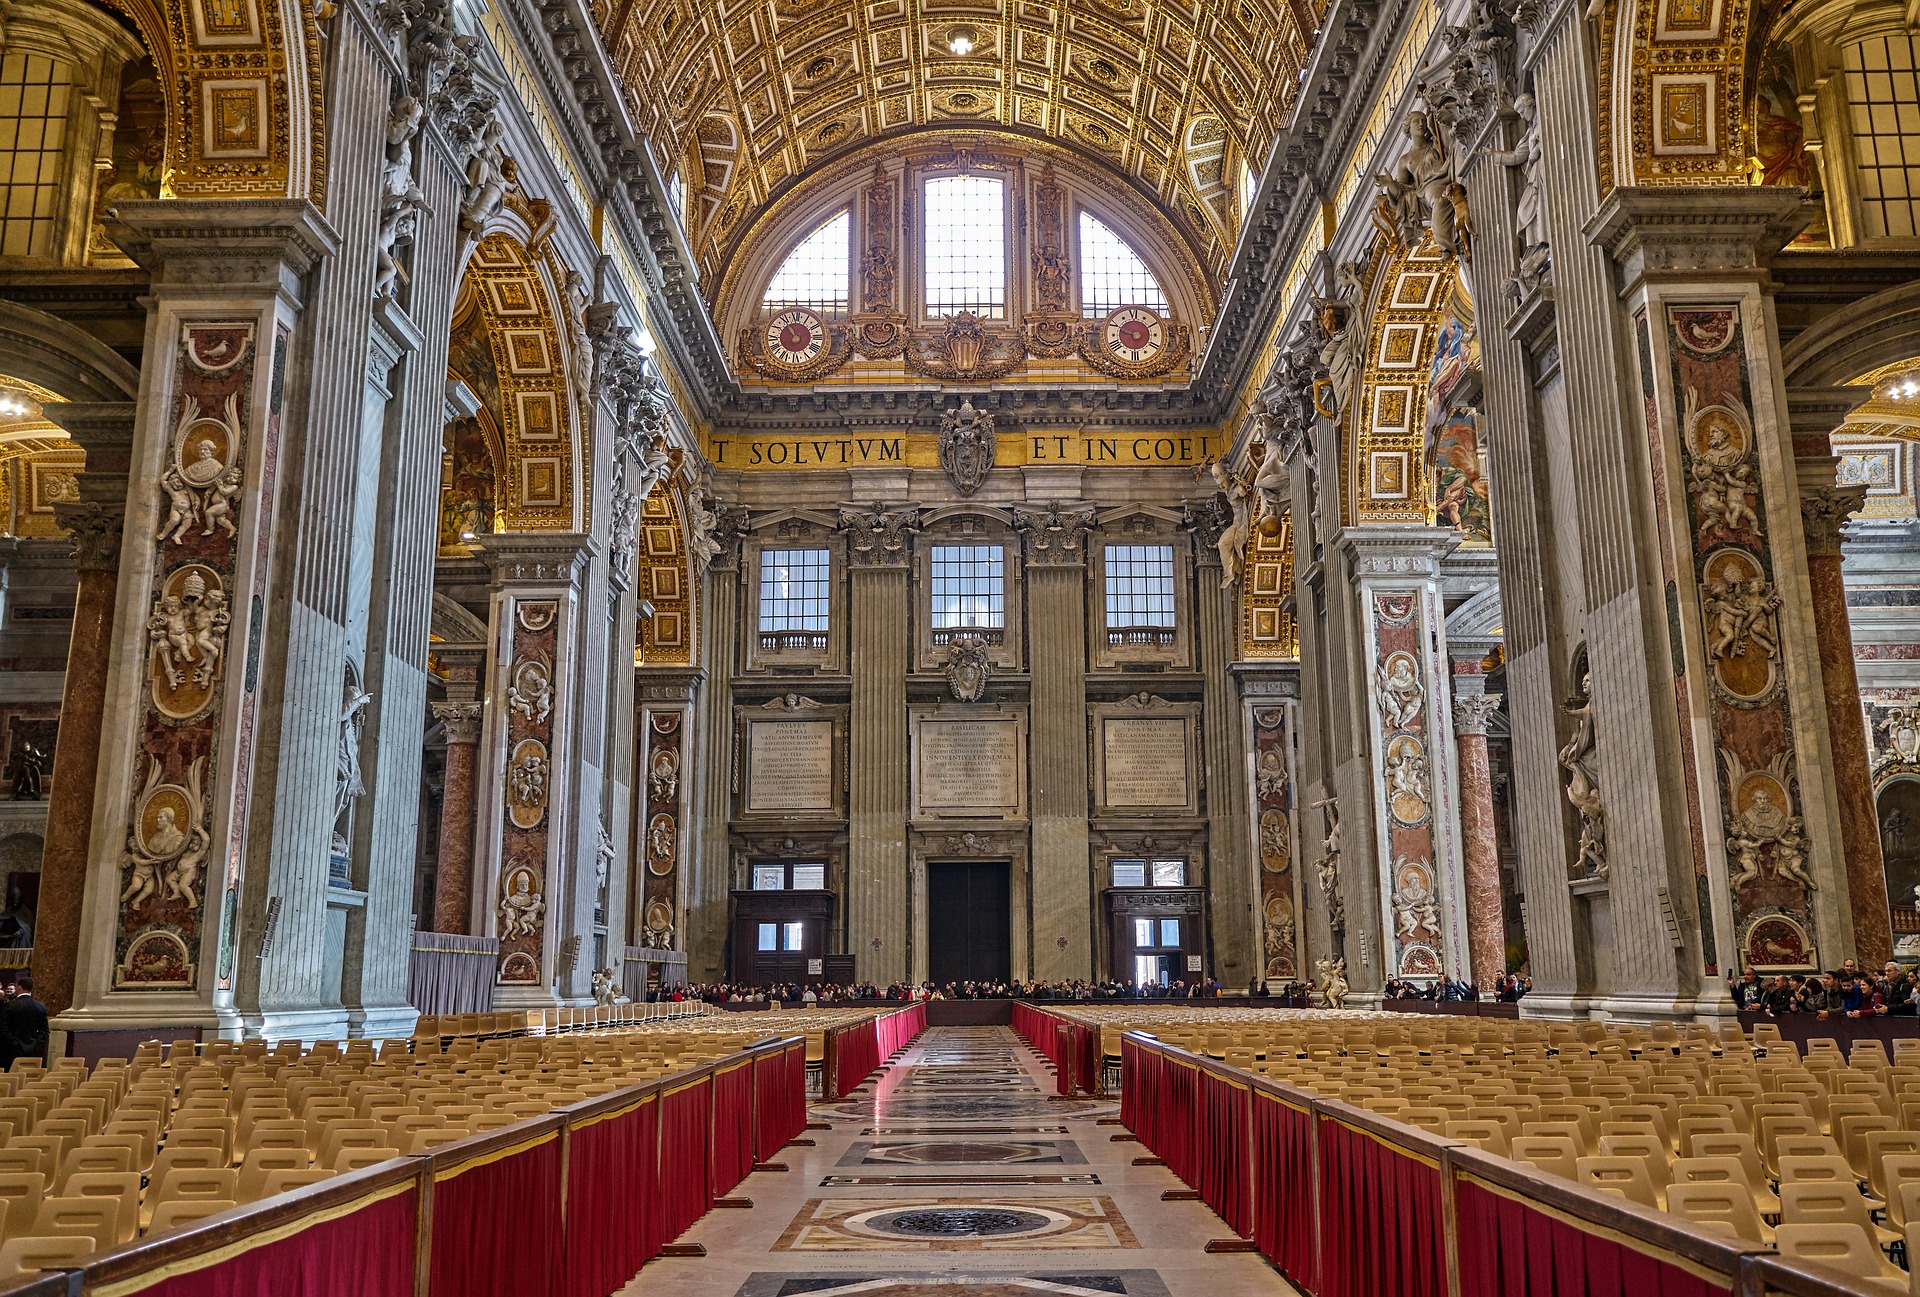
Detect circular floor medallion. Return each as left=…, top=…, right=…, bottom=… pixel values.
left=859, top=1207, right=1055, bottom=1238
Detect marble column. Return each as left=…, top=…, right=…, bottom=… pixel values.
left=35, top=503, right=122, bottom=1022
left=1453, top=692, right=1506, bottom=988
left=429, top=700, right=483, bottom=934
left=34, top=400, right=133, bottom=1025
left=1590, top=187, right=1851, bottom=989
left=1800, top=462, right=1889, bottom=962
left=1194, top=533, right=1255, bottom=990
left=472, top=534, right=597, bottom=1007
left=1453, top=102, right=1588, bottom=1013
left=687, top=530, right=740, bottom=983
left=844, top=508, right=914, bottom=986
left=1015, top=505, right=1096, bottom=983
left=1339, top=527, right=1472, bottom=983
left=58, top=201, right=337, bottom=1044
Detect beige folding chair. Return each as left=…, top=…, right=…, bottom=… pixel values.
left=1575, top=1155, right=1661, bottom=1210
left=237, top=1148, right=311, bottom=1202
left=1509, top=1135, right=1579, bottom=1181
left=31, top=1193, right=130, bottom=1251
left=1672, top=1154, right=1779, bottom=1221
left=1780, top=1180, right=1900, bottom=1251
left=260, top=1168, right=330, bottom=1197
left=0, top=1235, right=93, bottom=1281
left=1771, top=1223, right=1905, bottom=1291
left=146, top=1198, right=236, bottom=1234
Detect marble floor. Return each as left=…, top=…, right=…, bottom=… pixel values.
left=622, top=1025, right=1300, bottom=1297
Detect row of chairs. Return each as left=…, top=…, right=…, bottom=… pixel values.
left=1063, top=1005, right=1920, bottom=1291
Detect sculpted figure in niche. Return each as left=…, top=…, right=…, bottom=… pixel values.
left=1207, top=459, right=1250, bottom=587
left=508, top=655, right=553, bottom=725
left=1486, top=93, right=1549, bottom=289
left=1251, top=432, right=1288, bottom=525
left=1377, top=655, right=1425, bottom=731
left=592, top=965, right=620, bottom=1005
left=1392, top=864, right=1440, bottom=940
left=460, top=118, right=509, bottom=236
left=1560, top=669, right=1608, bottom=876
left=594, top=819, right=615, bottom=894
left=1703, top=577, right=1781, bottom=662
left=1313, top=797, right=1346, bottom=931
left=509, top=749, right=548, bottom=810
left=1374, top=111, right=1468, bottom=258
left=1386, top=740, right=1431, bottom=811
left=1316, top=956, right=1349, bottom=1008
left=333, top=681, right=372, bottom=852
left=498, top=866, right=545, bottom=939
left=649, top=746, right=680, bottom=802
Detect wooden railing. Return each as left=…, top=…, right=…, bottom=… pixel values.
left=0, top=1034, right=810, bottom=1297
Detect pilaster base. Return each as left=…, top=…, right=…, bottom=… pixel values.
left=346, top=1002, right=421, bottom=1042
left=238, top=1006, right=353, bottom=1046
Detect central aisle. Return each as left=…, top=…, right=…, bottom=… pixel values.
left=628, top=1024, right=1299, bottom=1297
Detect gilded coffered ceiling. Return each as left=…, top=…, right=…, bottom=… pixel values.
left=590, top=0, right=1322, bottom=285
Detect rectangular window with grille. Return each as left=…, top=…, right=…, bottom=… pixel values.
left=929, top=544, right=1005, bottom=630
left=1103, top=544, right=1176, bottom=630
left=0, top=53, right=72, bottom=260
left=1846, top=37, right=1920, bottom=240
left=759, top=547, right=831, bottom=649
left=923, top=175, right=1006, bottom=318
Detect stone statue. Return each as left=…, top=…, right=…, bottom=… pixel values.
left=1377, top=655, right=1425, bottom=731
left=1313, top=797, right=1346, bottom=932
left=1207, top=459, right=1251, bottom=587
left=332, top=680, right=372, bottom=852
left=7, top=736, right=45, bottom=801
left=1385, top=743, right=1431, bottom=810
left=1315, top=956, right=1350, bottom=1009
left=592, top=965, right=620, bottom=1005
left=459, top=118, right=508, bottom=236
left=1486, top=93, right=1549, bottom=288
left=507, top=654, right=553, bottom=725
left=938, top=399, right=995, bottom=496
left=563, top=270, right=594, bottom=410
left=649, top=745, right=680, bottom=802
left=158, top=395, right=243, bottom=543
left=1251, top=430, right=1288, bottom=524
left=123, top=758, right=209, bottom=908
left=594, top=818, right=615, bottom=895
left=1373, top=111, right=1467, bottom=259
left=1560, top=670, right=1607, bottom=876
left=608, top=469, right=640, bottom=585
left=687, top=487, right=724, bottom=572
left=497, top=866, right=544, bottom=939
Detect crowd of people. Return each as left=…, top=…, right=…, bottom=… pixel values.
left=0, top=975, right=47, bottom=1067
left=1733, top=961, right=1917, bottom=1017
left=1383, top=974, right=1532, bottom=1003
left=660, top=978, right=1235, bottom=1004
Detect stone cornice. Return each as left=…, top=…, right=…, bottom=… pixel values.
left=1336, top=525, right=1461, bottom=579
left=106, top=199, right=340, bottom=294
left=475, top=532, right=598, bottom=585
left=1585, top=187, right=1814, bottom=293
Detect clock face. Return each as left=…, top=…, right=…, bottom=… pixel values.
left=1103, top=307, right=1166, bottom=366
left=766, top=309, right=829, bottom=368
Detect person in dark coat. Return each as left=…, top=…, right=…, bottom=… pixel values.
left=1, top=975, right=47, bottom=1067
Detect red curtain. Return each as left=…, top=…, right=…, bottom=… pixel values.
left=754, top=1043, right=805, bottom=1161
left=1316, top=1117, right=1446, bottom=1297
left=431, top=1132, right=563, bottom=1297
left=832, top=1021, right=878, bottom=1098
left=1252, top=1090, right=1315, bottom=1291
left=1198, top=1069, right=1251, bottom=1238
left=1073, top=1023, right=1101, bottom=1095
left=656, top=1077, right=715, bottom=1245
left=127, top=1183, right=416, bottom=1297
left=1454, top=1180, right=1733, bottom=1297
left=562, top=1095, right=659, bottom=1297
left=711, top=1062, right=756, bottom=1197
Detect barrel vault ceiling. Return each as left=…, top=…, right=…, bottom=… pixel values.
left=589, top=0, right=1321, bottom=292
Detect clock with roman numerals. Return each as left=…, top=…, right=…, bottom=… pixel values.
left=1100, top=306, right=1166, bottom=368
left=765, top=308, right=830, bottom=370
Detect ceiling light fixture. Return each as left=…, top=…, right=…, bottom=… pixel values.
left=948, top=28, right=975, bottom=56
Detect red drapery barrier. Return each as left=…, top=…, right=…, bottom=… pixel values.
left=711, top=1061, right=756, bottom=1197
left=1119, top=1031, right=1754, bottom=1297
left=657, top=1075, right=715, bottom=1244
left=1316, top=1116, right=1446, bottom=1297
left=1251, top=1088, right=1315, bottom=1292
left=562, top=1093, right=660, bottom=1297
left=76, top=1036, right=812, bottom=1297
left=1454, top=1178, right=1734, bottom=1297
left=753, top=1041, right=805, bottom=1160
left=1072, top=1021, right=1101, bottom=1095
left=831, top=1005, right=926, bottom=1099
left=109, top=1179, right=417, bottom=1297
left=430, top=1129, right=564, bottom=1297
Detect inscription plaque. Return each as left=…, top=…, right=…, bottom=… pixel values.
left=746, top=720, right=834, bottom=811
left=916, top=719, right=1021, bottom=813
left=1101, top=717, right=1191, bottom=808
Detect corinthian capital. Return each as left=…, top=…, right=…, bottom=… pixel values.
left=839, top=504, right=921, bottom=568
left=1800, top=482, right=1867, bottom=557
left=1012, top=502, right=1098, bottom=566
left=54, top=503, right=124, bottom=573
left=431, top=700, right=484, bottom=745
left=1452, top=693, right=1503, bottom=736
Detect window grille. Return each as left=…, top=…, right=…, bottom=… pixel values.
left=930, top=544, right=1005, bottom=630
left=759, top=547, right=831, bottom=649
left=0, top=53, right=72, bottom=260
left=1079, top=211, right=1169, bottom=317
left=1846, top=37, right=1920, bottom=240
left=1103, top=544, right=1176, bottom=632
left=924, top=176, right=1006, bottom=317
left=763, top=210, right=851, bottom=312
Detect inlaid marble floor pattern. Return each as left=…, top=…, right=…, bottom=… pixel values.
left=621, top=1025, right=1299, bottom=1297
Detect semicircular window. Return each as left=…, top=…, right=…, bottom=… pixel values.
left=762, top=209, right=851, bottom=314
left=1078, top=211, right=1168, bottom=318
